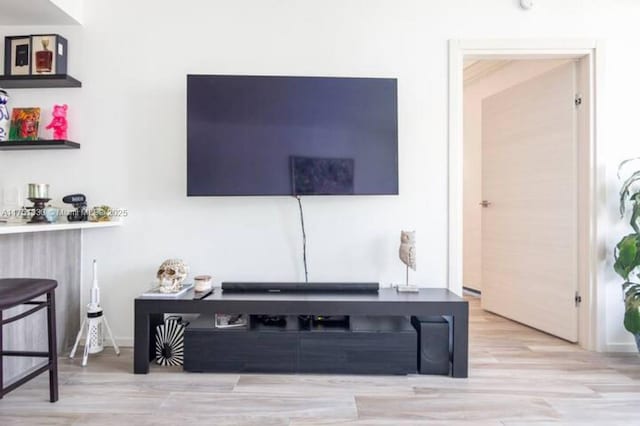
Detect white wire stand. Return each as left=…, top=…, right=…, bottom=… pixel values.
left=69, top=308, right=120, bottom=367
left=69, top=259, right=120, bottom=366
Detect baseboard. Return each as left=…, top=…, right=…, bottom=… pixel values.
left=603, top=342, right=638, bottom=353
left=103, top=337, right=133, bottom=348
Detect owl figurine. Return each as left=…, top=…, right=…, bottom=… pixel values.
left=399, top=230, right=416, bottom=271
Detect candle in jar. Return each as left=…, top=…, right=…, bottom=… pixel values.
left=28, top=183, right=49, bottom=199
left=194, top=275, right=213, bottom=292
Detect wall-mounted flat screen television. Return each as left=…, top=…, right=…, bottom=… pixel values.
left=187, top=75, right=398, bottom=196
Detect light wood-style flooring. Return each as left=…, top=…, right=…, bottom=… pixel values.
left=1, top=295, right=639, bottom=425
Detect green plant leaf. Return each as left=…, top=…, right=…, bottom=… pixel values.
left=618, top=158, right=640, bottom=179
left=623, top=281, right=640, bottom=292
left=624, top=306, right=640, bottom=334
left=632, top=201, right=640, bottom=234
left=620, top=171, right=640, bottom=216
left=616, top=159, right=640, bottom=337
left=614, top=234, right=640, bottom=279
left=626, top=289, right=640, bottom=303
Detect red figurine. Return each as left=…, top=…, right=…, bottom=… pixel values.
left=45, top=104, right=68, bottom=140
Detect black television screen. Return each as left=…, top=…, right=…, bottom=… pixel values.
left=187, top=75, right=398, bottom=196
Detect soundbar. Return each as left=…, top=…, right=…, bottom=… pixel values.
left=222, top=282, right=379, bottom=293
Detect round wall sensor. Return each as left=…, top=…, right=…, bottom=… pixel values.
left=520, top=0, right=534, bottom=10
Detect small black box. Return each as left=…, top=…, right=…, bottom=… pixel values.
left=411, top=316, right=452, bottom=375
left=4, top=35, right=32, bottom=76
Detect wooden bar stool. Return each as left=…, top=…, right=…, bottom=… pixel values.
left=0, top=278, right=58, bottom=402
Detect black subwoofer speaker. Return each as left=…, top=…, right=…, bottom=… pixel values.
left=411, top=316, right=452, bottom=375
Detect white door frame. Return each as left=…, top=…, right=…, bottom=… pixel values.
left=448, top=39, right=604, bottom=351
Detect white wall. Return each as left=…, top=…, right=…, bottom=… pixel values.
left=0, top=0, right=639, bottom=351
left=462, top=60, right=569, bottom=292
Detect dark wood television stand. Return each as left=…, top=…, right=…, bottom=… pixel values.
left=134, top=287, right=468, bottom=377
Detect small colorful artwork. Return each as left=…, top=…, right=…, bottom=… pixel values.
left=45, top=104, right=68, bottom=140
left=9, top=107, right=41, bottom=141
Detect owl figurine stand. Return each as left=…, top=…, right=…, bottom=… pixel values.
left=397, top=230, right=419, bottom=293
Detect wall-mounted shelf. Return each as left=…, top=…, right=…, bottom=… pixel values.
left=0, top=74, right=82, bottom=89
left=0, top=140, right=80, bottom=150
left=0, top=221, right=122, bottom=236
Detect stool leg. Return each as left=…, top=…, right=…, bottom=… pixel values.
left=1, top=309, right=3, bottom=400
left=47, top=291, right=59, bottom=402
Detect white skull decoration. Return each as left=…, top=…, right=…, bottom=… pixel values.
left=156, top=259, right=189, bottom=293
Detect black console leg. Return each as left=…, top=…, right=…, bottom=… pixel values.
left=148, top=313, right=163, bottom=361
left=134, top=303, right=150, bottom=374
left=451, top=304, right=469, bottom=378
left=134, top=299, right=163, bottom=374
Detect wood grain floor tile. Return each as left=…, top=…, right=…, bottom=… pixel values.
left=64, top=371, right=239, bottom=393
left=160, top=391, right=358, bottom=420
left=234, top=374, right=415, bottom=396
left=585, top=383, right=640, bottom=398
left=411, top=377, right=597, bottom=399
left=544, top=398, right=640, bottom=422
left=0, top=387, right=168, bottom=415
left=72, top=413, right=289, bottom=426
left=502, top=422, right=633, bottom=426
left=290, top=418, right=502, bottom=425
left=355, top=394, right=561, bottom=422
left=0, top=414, right=82, bottom=426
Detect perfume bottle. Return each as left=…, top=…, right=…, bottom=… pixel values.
left=35, top=39, right=53, bottom=73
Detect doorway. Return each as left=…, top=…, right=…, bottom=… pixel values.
left=448, top=40, right=603, bottom=350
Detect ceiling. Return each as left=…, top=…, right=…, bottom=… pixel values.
left=0, top=0, right=80, bottom=25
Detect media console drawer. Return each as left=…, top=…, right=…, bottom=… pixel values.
left=183, top=315, right=417, bottom=375
left=185, top=329, right=298, bottom=373
left=300, top=317, right=416, bottom=375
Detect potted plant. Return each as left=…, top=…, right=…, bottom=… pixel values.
left=614, top=158, right=640, bottom=351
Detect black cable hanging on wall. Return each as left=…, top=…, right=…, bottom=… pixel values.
left=295, top=195, right=309, bottom=283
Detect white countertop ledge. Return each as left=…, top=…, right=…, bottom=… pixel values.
left=0, top=221, right=122, bottom=235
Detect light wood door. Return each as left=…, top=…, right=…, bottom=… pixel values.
left=481, top=62, right=578, bottom=342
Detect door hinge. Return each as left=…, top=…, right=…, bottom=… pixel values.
left=574, top=94, right=583, bottom=107
left=575, top=292, right=582, bottom=306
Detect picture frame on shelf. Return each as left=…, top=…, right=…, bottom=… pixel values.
left=9, top=108, right=41, bottom=141
left=4, top=36, right=31, bottom=76
left=31, top=34, right=68, bottom=75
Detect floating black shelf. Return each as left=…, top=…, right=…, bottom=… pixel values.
left=0, top=140, right=80, bottom=150
left=0, top=74, right=81, bottom=89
